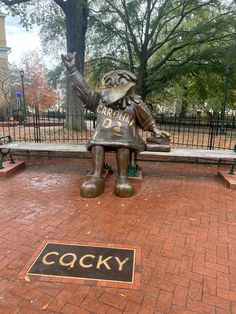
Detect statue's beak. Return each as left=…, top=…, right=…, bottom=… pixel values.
left=101, top=82, right=135, bottom=105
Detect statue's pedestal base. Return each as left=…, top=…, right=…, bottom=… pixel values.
left=0, top=161, right=25, bottom=178
left=218, top=171, right=236, bottom=189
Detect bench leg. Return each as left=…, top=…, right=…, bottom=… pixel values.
left=9, top=154, right=15, bottom=164
left=0, top=151, right=4, bottom=169
left=128, top=152, right=139, bottom=177
left=229, top=158, right=236, bottom=176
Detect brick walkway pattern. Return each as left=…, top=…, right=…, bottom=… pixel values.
left=0, top=158, right=236, bottom=313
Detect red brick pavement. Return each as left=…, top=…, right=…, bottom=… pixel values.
left=0, top=157, right=236, bottom=313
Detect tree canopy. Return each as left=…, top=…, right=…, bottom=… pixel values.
left=21, top=50, right=58, bottom=110
left=1, top=0, right=236, bottom=115
left=1, top=0, right=88, bottom=71
left=0, top=65, right=20, bottom=111
left=88, top=0, right=236, bottom=100
left=1, top=0, right=89, bottom=130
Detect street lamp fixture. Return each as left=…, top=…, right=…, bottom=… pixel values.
left=19, top=70, right=24, bottom=78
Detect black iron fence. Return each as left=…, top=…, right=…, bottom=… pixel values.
left=0, top=109, right=235, bottom=150
left=154, top=113, right=236, bottom=150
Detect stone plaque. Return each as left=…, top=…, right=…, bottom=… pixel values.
left=27, top=242, right=135, bottom=283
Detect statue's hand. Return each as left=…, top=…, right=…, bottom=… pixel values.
left=153, top=128, right=171, bottom=139
left=61, top=52, right=77, bottom=73
left=147, top=128, right=171, bottom=145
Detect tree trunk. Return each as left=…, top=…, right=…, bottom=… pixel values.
left=64, top=0, right=88, bottom=131
left=180, top=86, right=188, bottom=118
left=136, top=59, right=148, bottom=101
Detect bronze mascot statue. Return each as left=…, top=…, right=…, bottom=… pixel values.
left=62, top=52, right=170, bottom=198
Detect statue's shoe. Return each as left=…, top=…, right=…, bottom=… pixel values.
left=80, top=176, right=105, bottom=198
left=114, top=176, right=135, bottom=198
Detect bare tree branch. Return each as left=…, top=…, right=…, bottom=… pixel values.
left=148, top=0, right=220, bottom=58
left=149, top=1, right=183, bottom=46
left=53, top=0, right=67, bottom=12
left=121, top=0, right=141, bottom=56
left=90, top=15, right=128, bottom=43
left=150, top=33, right=234, bottom=73
left=104, top=0, right=141, bottom=57
left=1, top=0, right=30, bottom=4
left=85, top=55, right=136, bottom=69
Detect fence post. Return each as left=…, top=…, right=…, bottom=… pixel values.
left=33, top=104, right=41, bottom=143
left=207, top=116, right=215, bottom=150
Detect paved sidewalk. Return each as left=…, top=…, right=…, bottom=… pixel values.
left=0, top=158, right=236, bottom=313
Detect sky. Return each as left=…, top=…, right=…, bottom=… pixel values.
left=5, top=14, right=42, bottom=65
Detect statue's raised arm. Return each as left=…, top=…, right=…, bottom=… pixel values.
left=61, top=52, right=100, bottom=112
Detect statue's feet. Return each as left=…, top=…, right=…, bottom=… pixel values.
left=114, top=176, right=135, bottom=198
left=80, top=176, right=104, bottom=198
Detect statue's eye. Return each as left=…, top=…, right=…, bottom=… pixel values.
left=105, top=77, right=114, bottom=87
left=119, top=77, right=128, bottom=86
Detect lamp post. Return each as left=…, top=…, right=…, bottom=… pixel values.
left=221, top=65, right=231, bottom=134
left=19, top=70, right=26, bottom=121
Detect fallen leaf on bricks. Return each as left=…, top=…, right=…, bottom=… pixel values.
left=42, top=303, right=49, bottom=311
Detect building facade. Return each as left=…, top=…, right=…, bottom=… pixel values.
left=0, top=12, right=10, bottom=73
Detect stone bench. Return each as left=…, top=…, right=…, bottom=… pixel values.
left=1, top=136, right=236, bottom=176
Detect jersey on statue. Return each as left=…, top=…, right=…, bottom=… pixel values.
left=62, top=52, right=170, bottom=198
